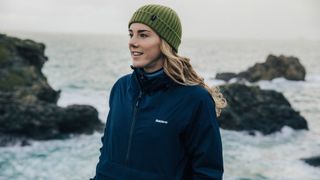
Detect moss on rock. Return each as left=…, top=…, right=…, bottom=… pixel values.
left=0, top=67, right=40, bottom=90
left=0, top=43, right=10, bottom=63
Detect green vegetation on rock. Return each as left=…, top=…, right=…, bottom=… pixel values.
left=0, top=67, right=39, bottom=90
left=0, top=43, right=10, bottom=63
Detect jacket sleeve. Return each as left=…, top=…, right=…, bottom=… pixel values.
left=90, top=81, right=118, bottom=180
left=184, top=94, right=224, bottom=180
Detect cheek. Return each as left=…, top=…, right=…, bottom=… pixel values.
left=144, top=42, right=161, bottom=58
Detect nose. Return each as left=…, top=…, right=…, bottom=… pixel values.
left=129, top=35, right=138, bottom=48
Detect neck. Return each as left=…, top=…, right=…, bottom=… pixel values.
left=142, top=54, right=164, bottom=73
left=143, top=66, right=163, bottom=73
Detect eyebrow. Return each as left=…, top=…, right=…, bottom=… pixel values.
left=128, top=29, right=151, bottom=33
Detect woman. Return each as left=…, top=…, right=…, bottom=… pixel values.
left=92, top=4, right=227, bottom=180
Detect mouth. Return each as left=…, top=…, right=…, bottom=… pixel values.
left=131, top=51, right=144, bottom=57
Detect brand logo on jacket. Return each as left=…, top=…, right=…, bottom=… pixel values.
left=155, top=119, right=168, bottom=124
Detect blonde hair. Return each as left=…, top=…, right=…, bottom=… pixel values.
left=160, top=40, right=227, bottom=117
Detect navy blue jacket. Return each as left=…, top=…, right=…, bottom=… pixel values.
left=92, top=67, right=223, bottom=180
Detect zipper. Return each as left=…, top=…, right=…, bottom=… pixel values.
left=125, top=91, right=143, bottom=166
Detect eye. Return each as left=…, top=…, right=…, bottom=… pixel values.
left=140, top=34, right=148, bottom=38
left=128, top=33, right=133, bottom=38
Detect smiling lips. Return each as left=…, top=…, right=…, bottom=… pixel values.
left=131, top=51, right=144, bottom=57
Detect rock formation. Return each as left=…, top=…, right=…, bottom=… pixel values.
left=0, top=34, right=104, bottom=146
left=302, top=156, right=320, bottom=167
left=217, top=83, right=308, bottom=135
left=216, top=54, right=306, bottom=82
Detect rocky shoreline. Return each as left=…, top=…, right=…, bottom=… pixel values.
left=0, top=34, right=104, bottom=147
left=1, top=33, right=318, bottom=169
left=214, top=54, right=317, bottom=167
left=214, top=54, right=308, bottom=135
left=0, top=34, right=311, bottom=138
left=217, top=83, right=308, bottom=135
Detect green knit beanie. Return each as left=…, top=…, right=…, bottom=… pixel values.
left=128, top=4, right=182, bottom=53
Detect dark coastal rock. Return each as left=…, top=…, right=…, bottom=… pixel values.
left=0, top=34, right=60, bottom=103
left=217, top=83, right=308, bottom=135
left=0, top=93, right=104, bottom=140
left=60, top=105, right=104, bottom=134
left=302, top=156, right=320, bottom=167
left=0, top=133, right=31, bottom=147
left=0, top=34, right=104, bottom=146
left=216, top=54, right=306, bottom=82
left=215, top=72, right=237, bottom=82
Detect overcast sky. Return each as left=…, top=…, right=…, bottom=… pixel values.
left=0, top=0, right=319, bottom=40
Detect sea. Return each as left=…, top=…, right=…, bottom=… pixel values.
left=0, top=32, right=320, bottom=180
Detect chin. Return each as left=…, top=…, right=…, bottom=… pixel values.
left=131, top=61, right=146, bottom=68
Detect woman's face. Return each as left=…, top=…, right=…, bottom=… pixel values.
left=129, top=23, right=164, bottom=73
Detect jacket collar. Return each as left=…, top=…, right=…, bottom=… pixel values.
left=130, top=65, right=176, bottom=94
